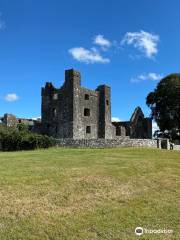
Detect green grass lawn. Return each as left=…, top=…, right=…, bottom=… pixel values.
left=0, top=148, right=179, bottom=240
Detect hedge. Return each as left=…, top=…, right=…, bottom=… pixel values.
left=0, top=125, right=55, bottom=151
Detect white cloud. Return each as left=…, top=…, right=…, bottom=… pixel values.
left=32, top=116, right=41, bottom=120
left=121, top=30, right=159, bottom=58
left=152, top=121, right=159, bottom=134
left=69, top=47, right=110, bottom=64
left=131, top=72, right=163, bottom=83
left=4, top=93, right=19, bottom=102
left=112, top=117, right=121, bottom=122
left=93, top=34, right=111, bottom=48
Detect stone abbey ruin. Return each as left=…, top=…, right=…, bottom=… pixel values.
left=1, top=69, right=152, bottom=142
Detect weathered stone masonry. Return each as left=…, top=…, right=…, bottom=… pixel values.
left=41, top=69, right=152, bottom=140
left=56, top=138, right=158, bottom=148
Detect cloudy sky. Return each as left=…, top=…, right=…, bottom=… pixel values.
left=0, top=0, right=179, bottom=123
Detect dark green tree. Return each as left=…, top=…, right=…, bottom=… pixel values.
left=146, top=74, right=180, bottom=137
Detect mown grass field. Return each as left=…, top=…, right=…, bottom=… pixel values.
left=0, top=147, right=179, bottom=240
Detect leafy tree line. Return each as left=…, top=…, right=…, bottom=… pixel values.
left=0, top=123, right=56, bottom=151
left=146, top=74, right=180, bottom=142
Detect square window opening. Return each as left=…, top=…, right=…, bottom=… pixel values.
left=53, top=94, right=58, bottom=100
left=85, top=94, right=89, bottom=100
left=86, top=126, right=91, bottom=134
left=53, top=108, right=57, bottom=117
left=84, top=108, right=90, bottom=116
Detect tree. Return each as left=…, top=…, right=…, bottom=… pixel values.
left=146, top=74, right=180, bottom=139
left=17, top=123, right=29, bottom=132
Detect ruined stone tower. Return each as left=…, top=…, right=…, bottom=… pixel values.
left=41, top=69, right=115, bottom=139
left=96, top=85, right=113, bottom=139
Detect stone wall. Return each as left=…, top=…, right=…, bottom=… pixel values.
left=2, top=114, right=18, bottom=126
left=56, top=137, right=158, bottom=148
left=173, top=145, right=180, bottom=150
left=41, top=74, right=74, bottom=139
left=112, top=107, right=152, bottom=139
left=73, top=87, right=99, bottom=139
left=96, top=85, right=114, bottom=139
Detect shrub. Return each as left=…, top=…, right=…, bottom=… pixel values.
left=0, top=125, right=55, bottom=151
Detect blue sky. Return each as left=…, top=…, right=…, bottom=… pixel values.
left=0, top=0, right=180, bottom=122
